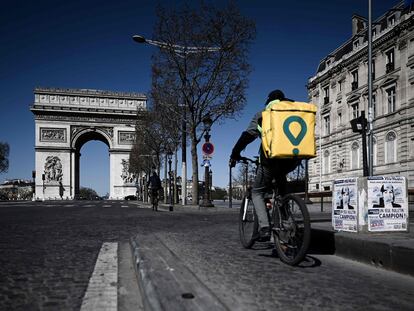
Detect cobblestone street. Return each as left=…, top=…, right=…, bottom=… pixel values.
left=1, top=200, right=414, bottom=310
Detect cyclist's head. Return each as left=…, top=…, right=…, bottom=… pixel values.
left=265, top=89, right=285, bottom=105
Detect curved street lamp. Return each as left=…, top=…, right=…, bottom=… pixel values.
left=132, top=34, right=221, bottom=206
left=132, top=35, right=221, bottom=57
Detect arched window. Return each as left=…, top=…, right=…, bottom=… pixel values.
left=323, top=150, right=330, bottom=174
left=351, top=142, right=359, bottom=170
left=385, top=131, right=397, bottom=163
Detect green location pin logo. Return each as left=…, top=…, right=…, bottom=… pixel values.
left=283, top=116, right=307, bottom=155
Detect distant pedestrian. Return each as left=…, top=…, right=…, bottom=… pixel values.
left=147, top=167, right=162, bottom=211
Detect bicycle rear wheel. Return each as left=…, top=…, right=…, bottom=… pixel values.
left=239, top=196, right=258, bottom=249
left=272, top=194, right=311, bottom=265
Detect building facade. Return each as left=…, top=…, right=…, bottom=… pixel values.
left=31, top=87, right=146, bottom=200
left=307, top=1, right=414, bottom=191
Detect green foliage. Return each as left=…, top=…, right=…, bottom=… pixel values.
left=211, top=187, right=227, bottom=200
left=79, top=187, right=100, bottom=200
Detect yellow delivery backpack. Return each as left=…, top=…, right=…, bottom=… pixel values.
left=261, top=100, right=317, bottom=159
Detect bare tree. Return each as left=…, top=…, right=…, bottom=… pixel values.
left=129, top=105, right=180, bottom=177
left=150, top=1, right=256, bottom=203
left=0, top=142, right=9, bottom=174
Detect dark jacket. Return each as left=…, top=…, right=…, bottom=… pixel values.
left=147, top=173, right=162, bottom=190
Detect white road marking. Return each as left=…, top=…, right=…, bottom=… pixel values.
left=80, top=242, right=118, bottom=311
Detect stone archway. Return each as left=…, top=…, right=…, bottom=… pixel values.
left=31, top=87, right=146, bottom=200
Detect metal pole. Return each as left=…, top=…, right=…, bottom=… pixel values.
left=182, top=114, right=187, bottom=205
left=174, top=149, right=178, bottom=204
left=361, top=111, right=369, bottom=177
left=168, top=158, right=173, bottom=211
left=201, top=130, right=213, bottom=208
left=367, top=0, right=374, bottom=176
left=304, top=160, right=313, bottom=204
left=229, top=166, right=232, bottom=208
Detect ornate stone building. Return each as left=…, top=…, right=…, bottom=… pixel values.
left=307, top=1, right=414, bottom=191
left=31, top=87, right=146, bottom=200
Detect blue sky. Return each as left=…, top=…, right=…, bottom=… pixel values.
left=0, top=0, right=400, bottom=195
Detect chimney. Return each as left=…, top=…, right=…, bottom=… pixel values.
left=352, top=14, right=367, bottom=36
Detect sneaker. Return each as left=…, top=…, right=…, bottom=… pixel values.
left=253, top=226, right=271, bottom=242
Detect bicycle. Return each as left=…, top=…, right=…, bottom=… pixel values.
left=236, top=157, right=311, bottom=266
left=149, top=188, right=159, bottom=211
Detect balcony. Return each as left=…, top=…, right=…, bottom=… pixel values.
left=351, top=81, right=358, bottom=91
left=386, top=62, right=395, bottom=73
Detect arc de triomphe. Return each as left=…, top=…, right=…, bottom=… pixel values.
left=30, top=87, right=146, bottom=200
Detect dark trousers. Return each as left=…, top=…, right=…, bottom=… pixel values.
left=251, top=164, right=287, bottom=229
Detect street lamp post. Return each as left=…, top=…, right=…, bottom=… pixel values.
left=167, top=150, right=174, bottom=211
left=350, top=111, right=369, bottom=177
left=200, top=116, right=214, bottom=208
left=132, top=34, right=220, bottom=206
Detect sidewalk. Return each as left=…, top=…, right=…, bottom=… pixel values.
left=131, top=199, right=414, bottom=277
left=129, top=200, right=414, bottom=310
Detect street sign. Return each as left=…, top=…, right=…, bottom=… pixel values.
left=201, top=158, right=211, bottom=167
left=202, top=142, right=215, bottom=156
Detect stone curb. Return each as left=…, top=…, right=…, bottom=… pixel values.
left=131, top=201, right=414, bottom=277
left=312, top=222, right=414, bottom=277
left=130, top=234, right=228, bottom=311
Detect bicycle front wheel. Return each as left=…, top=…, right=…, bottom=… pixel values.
left=272, top=194, right=311, bottom=265
left=239, top=196, right=258, bottom=249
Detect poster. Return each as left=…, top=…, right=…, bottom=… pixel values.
left=332, top=178, right=358, bottom=232
left=367, top=176, right=408, bottom=232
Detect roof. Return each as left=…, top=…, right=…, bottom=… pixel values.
left=315, top=1, right=411, bottom=74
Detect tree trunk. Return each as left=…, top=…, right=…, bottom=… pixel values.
left=191, top=129, right=199, bottom=205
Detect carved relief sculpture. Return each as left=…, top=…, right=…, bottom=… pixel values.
left=40, top=128, right=66, bottom=142
left=44, top=156, right=63, bottom=183
left=120, top=159, right=136, bottom=184
left=119, top=131, right=136, bottom=145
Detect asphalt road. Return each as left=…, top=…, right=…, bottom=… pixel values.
left=1, top=200, right=414, bottom=311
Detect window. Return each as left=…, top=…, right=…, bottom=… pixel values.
left=385, top=131, right=397, bottom=163
left=386, top=86, right=396, bottom=113
left=371, top=94, right=377, bottom=118
left=351, top=142, right=360, bottom=169
left=323, top=86, right=329, bottom=104
left=354, top=40, right=359, bottom=49
left=337, top=112, right=342, bottom=127
left=386, top=49, right=395, bottom=73
left=323, top=150, right=330, bottom=174
left=410, top=138, right=414, bottom=159
left=351, top=70, right=358, bottom=90
left=372, top=137, right=377, bottom=166
left=388, top=15, right=396, bottom=27
left=371, top=60, right=375, bottom=80
left=372, top=28, right=377, bottom=37
left=323, top=115, right=330, bottom=135
left=338, top=80, right=343, bottom=92
left=351, top=102, right=359, bottom=119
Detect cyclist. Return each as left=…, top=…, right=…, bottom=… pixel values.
left=147, top=167, right=162, bottom=211
left=230, top=89, right=300, bottom=241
